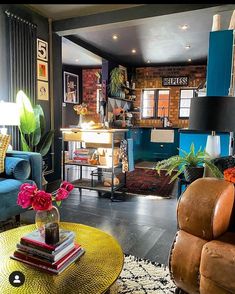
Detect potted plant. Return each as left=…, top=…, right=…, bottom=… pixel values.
left=155, top=143, right=223, bottom=183
left=16, top=90, right=54, bottom=188
left=109, top=67, right=125, bottom=97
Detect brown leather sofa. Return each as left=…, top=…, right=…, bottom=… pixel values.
left=169, top=177, right=235, bottom=294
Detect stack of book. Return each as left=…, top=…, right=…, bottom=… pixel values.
left=73, top=148, right=90, bottom=163
left=11, top=228, right=85, bottom=274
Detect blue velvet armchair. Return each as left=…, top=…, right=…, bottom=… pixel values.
left=0, top=151, right=42, bottom=222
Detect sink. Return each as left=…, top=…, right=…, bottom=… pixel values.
left=150, top=129, right=174, bottom=143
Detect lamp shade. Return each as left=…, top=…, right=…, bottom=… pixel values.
left=0, top=101, right=19, bottom=126
left=189, top=96, right=235, bottom=132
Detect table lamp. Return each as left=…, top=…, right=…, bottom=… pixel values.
left=189, top=96, right=235, bottom=158
left=0, top=101, right=20, bottom=149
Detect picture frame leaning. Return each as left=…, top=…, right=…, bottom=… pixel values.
left=64, top=71, right=79, bottom=103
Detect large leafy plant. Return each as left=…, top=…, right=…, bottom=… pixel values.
left=155, top=143, right=223, bottom=183
left=109, top=67, right=125, bottom=96
left=16, top=90, right=54, bottom=157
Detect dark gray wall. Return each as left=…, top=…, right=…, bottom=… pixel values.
left=0, top=6, right=9, bottom=100
left=0, top=4, right=63, bottom=182
left=62, top=64, right=83, bottom=128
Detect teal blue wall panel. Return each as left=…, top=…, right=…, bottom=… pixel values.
left=179, top=132, right=230, bottom=157
left=206, top=30, right=233, bottom=96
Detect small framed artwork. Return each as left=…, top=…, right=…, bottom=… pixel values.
left=37, top=60, right=48, bottom=81
left=64, top=71, right=79, bottom=103
left=37, top=80, right=49, bottom=101
left=37, top=38, right=48, bottom=61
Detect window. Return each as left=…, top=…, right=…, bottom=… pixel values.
left=142, top=89, right=170, bottom=118
left=179, top=89, right=196, bottom=118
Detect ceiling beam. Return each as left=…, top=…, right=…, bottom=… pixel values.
left=53, top=4, right=221, bottom=36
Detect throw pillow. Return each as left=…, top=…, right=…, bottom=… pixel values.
left=5, top=157, right=31, bottom=180
left=0, top=134, right=10, bottom=173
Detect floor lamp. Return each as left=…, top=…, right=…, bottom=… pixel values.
left=189, top=96, right=235, bottom=159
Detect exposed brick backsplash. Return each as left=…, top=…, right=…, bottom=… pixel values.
left=82, top=68, right=101, bottom=123
left=134, top=65, right=206, bottom=128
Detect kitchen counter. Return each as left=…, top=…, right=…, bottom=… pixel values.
left=179, top=128, right=229, bottom=134
left=129, top=126, right=179, bottom=129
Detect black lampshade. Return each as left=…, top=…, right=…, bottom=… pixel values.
left=189, top=96, right=235, bottom=132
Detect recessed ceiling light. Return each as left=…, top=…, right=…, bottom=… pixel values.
left=185, top=45, right=191, bottom=49
left=180, top=24, right=189, bottom=30
left=147, top=60, right=150, bottom=63
left=75, top=59, right=79, bottom=62
left=112, top=34, right=118, bottom=40
left=188, top=58, right=192, bottom=62
left=132, top=49, right=136, bottom=54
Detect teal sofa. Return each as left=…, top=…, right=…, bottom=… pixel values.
left=0, top=151, right=42, bottom=222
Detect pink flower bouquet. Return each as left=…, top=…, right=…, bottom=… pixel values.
left=17, top=181, right=74, bottom=211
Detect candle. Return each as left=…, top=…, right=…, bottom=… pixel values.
left=45, top=222, right=59, bottom=245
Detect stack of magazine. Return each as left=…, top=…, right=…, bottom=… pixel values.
left=11, top=228, right=85, bottom=274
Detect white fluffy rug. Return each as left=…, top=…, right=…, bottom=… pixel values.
left=110, top=254, right=176, bottom=294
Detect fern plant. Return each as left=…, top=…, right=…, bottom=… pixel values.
left=155, top=143, right=223, bottom=183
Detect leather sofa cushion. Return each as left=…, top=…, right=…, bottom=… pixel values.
left=200, top=275, right=234, bottom=294
left=5, top=156, right=31, bottom=180
left=200, top=232, right=235, bottom=293
left=169, top=230, right=207, bottom=294
left=178, top=178, right=234, bottom=240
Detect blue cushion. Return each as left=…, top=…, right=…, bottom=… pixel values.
left=5, top=157, right=31, bottom=180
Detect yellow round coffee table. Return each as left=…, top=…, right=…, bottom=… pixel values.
left=0, top=222, right=124, bottom=294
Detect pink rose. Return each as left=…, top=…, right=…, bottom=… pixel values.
left=32, top=190, right=52, bottom=211
left=55, top=188, right=69, bottom=201
left=60, top=181, right=74, bottom=192
left=17, top=191, right=33, bottom=209
left=20, top=183, right=37, bottom=194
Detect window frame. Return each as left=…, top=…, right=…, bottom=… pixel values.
left=141, top=88, right=170, bottom=119
left=178, top=88, right=197, bottom=119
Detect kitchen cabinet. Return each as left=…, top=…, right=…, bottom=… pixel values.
left=127, top=128, right=179, bottom=162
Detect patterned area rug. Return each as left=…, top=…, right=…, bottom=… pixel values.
left=111, top=254, right=176, bottom=294
left=120, top=168, right=177, bottom=198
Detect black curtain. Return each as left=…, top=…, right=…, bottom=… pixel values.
left=5, top=10, right=37, bottom=149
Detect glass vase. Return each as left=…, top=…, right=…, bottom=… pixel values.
left=78, top=115, right=83, bottom=128
left=35, top=205, right=60, bottom=238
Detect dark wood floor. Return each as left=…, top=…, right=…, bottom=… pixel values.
left=21, top=184, right=178, bottom=266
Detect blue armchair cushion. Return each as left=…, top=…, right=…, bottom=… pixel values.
left=5, top=157, right=31, bottom=180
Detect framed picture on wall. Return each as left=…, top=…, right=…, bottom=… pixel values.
left=64, top=71, right=79, bottom=103
left=37, top=60, right=48, bottom=81
left=37, top=80, right=49, bottom=101
left=37, top=38, right=48, bottom=61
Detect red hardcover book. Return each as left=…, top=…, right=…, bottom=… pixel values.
left=13, top=244, right=81, bottom=270
left=16, top=241, right=75, bottom=262
left=11, top=248, right=85, bottom=275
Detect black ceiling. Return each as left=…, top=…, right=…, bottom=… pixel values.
left=29, top=4, right=235, bottom=67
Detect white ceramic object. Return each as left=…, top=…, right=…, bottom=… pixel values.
left=211, top=14, right=221, bottom=31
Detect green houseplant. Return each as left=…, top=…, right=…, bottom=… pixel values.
left=16, top=90, right=54, bottom=157
left=109, top=67, right=125, bottom=97
left=155, top=143, right=223, bottom=183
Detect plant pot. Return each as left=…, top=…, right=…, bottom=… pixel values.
left=184, top=166, right=204, bottom=183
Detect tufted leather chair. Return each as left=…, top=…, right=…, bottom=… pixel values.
left=169, top=177, right=235, bottom=294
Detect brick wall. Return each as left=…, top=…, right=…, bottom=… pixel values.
left=82, top=68, right=101, bottom=123
left=134, top=65, right=206, bottom=128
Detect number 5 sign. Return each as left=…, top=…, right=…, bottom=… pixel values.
left=37, top=38, right=48, bottom=61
